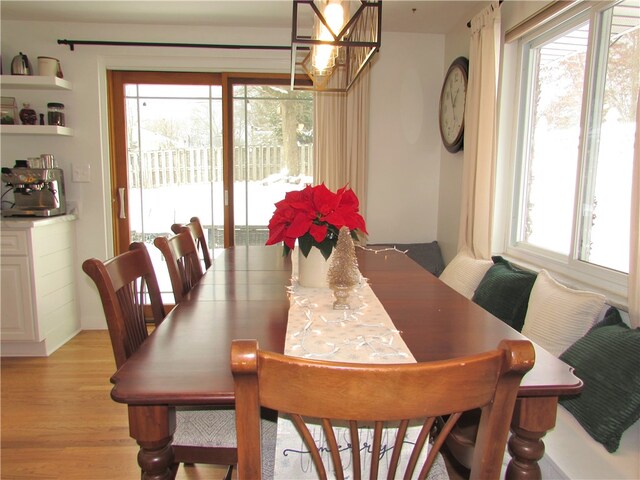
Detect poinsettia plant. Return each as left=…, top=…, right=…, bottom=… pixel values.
left=265, top=183, right=368, bottom=259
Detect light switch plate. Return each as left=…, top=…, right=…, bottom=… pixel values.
left=72, top=164, right=91, bottom=182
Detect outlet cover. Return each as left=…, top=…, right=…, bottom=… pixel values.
left=72, top=164, right=91, bottom=183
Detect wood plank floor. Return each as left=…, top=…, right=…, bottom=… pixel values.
left=1, top=330, right=234, bottom=480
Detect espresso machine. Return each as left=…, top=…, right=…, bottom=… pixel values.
left=1, top=165, right=67, bottom=217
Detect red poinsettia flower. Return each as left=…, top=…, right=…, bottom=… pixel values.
left=265, top=183, right=367, bottom=258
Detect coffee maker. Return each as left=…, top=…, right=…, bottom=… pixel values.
left=1, top=165, right=67, bottom=217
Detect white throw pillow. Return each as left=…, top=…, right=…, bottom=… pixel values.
left=521, top=270, right=606, bottom=357
left=439, top=248, right=492, bottom=299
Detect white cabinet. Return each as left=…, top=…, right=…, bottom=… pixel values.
left=0, top=215, right=80, bottom=356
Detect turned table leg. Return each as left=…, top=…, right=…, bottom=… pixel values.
left=506, top=396, right=558, bottom=480
left=128, top=405, right=177, bottom=480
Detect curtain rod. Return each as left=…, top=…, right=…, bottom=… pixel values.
left=467, top=0, right=503, bottom=28
left=57, top=39, right=298, bottom=51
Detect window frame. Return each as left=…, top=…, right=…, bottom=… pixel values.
left=496, top=0, right=631, bottom=308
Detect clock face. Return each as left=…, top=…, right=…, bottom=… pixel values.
left=439, top=58, right=468, bottom=153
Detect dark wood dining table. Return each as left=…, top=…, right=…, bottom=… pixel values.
left=110, top=245, right=582, bottom=479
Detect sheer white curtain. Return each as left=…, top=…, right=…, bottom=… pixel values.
left=313, top=67, right=370, bottom=213
left=630, top=92, right=640, bottom=328
left=457, top=1, right=501, bottom=259
left=314, top=91, right=346, bottom=190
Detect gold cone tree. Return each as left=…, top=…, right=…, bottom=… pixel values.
left=328, top=226, right=360, bottom=309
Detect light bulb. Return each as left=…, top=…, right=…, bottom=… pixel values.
left=324, top=2, right=344, bottom=36
left=312, top=1, right=344, bottom=74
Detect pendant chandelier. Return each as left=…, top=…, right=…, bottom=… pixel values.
left=290, top=0, right=382, bottom=93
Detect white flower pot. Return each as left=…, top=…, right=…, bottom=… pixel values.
left=298, top=247, right=332, bottom=288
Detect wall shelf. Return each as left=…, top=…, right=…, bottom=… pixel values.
left=0, top=75, right=72, bottom=90
left=0, top=125, right=73, bottom=136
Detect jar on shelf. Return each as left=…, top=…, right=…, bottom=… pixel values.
left=19, top=103, right=37, bottom=125
left=1, top=96, right=18, bottom=125
left=47, top=102, right=65, bottom=126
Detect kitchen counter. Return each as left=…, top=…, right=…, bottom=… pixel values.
left=1, top=213, right=77, bottom=228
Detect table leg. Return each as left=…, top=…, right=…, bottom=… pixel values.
left=128, top=405, right=177, bottom=480
left=506, top=396, right=558, bottom=480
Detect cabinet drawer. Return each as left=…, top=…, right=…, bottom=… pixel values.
left=0, top=230, right=29, bottom=256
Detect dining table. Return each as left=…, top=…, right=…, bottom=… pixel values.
left=110, top=245, right=582, bottom=480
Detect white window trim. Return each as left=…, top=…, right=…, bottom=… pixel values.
left=494, top=0, right=629, bottom=310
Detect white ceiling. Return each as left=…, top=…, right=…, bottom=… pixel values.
left=0, top=1, right=488, bottom=34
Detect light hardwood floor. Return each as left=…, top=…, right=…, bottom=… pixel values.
left=1, top=330, right=234, bottom=480
left=2, top=330, right=466, bottom=480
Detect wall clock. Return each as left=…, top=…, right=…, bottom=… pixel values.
left=438, top=56, right=469, bottom=153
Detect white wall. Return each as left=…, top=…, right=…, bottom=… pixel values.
left=367, top=32, right=444, bottom=244
left=1, top=19, right=445, bottom=329
left=437, top=20, right=471, bottom=264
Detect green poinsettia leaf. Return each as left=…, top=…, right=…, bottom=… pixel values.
left=298, top=234, right=314, bottom=257
left=317, top=241, right=333, bottom=260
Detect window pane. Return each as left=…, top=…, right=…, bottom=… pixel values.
left=579, top=2, right=639, bottom=273
left=518, top=22, right=589, bottom=254
left=125, top=84, right=222, bottom=296
left=232, top=85, right=314, bottom=246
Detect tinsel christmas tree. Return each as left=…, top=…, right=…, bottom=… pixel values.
left=328, top=226, right=361, bottom=309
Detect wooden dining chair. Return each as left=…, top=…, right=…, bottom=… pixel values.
left=82, top=242, right=236, bottom=478
left=231, top=338, right=535, bottom=480
left=82, top=242, right=165, bottom=367
left=154, top=230, right=204, bottom=304
left=171, top=216, right=212, bottom=270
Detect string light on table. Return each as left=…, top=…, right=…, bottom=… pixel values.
left=287, top=278, right=411, bottom=360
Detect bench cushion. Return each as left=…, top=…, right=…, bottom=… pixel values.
left=370, top=242, right=445, bottom=277
left=559, top=309, right=640, bottom=452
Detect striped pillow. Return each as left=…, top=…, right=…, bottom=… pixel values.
left=559, top=309, right=640, bottom=452
left=521, top=270, right=605, bottom=357
left=439, top=248, right=492, bottom=299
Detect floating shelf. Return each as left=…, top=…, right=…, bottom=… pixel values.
left=0, top=125, right=73, bottom=136
left=0, top=75, right=72, bottom=90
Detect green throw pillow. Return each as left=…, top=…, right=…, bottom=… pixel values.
left=471, top=256, right=537, bottom=331
left=559, top=308, right=640, bottom=453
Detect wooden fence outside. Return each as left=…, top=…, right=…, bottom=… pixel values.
left=129, top=145, right=313, bottom=188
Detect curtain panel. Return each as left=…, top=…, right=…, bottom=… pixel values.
left=313, top=66, right=370, bottom=214
left=457, top=1, right=501, bottom=259
left=630, top=92, right=640, bottom=328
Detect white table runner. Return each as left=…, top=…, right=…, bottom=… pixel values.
left=270, top=258, right=449, bottom=479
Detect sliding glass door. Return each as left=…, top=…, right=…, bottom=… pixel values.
left=108, top=72, right=314, bottom=299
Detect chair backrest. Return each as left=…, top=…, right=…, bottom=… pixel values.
left=231, top=339, right=535, bottom=480
left=154, top=230, right=204, bottom=304
left=171, top=216, right=212, bottom=270
left=82, top=242, right=165, bottom=369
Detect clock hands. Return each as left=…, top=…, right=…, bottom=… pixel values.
left=452, top=86, right=460, bottom=108
left=448, top=88, right=457, bottom=131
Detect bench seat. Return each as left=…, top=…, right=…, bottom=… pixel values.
left=540, top=405, right=640, bottom=479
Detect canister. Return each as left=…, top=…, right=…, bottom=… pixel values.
left=47, top=102, right=65, bottom=126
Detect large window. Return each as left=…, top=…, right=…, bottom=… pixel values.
left=504, top=0, right=639, bottom=300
